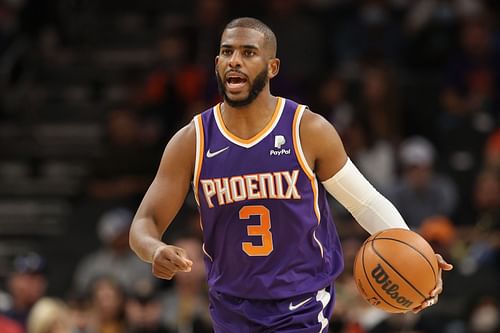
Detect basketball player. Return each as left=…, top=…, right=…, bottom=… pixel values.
left=129, top=17, right=452, bottom=332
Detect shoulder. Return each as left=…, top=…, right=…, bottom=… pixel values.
left=299, top=108, right=333, bottom=134
left=155, top=120, right=197, bottom=177
left=298, top=107, right=348, bottom=180
left=165, top=120, right=197, bottom=153
left=298, top=108, right=342, bottom=153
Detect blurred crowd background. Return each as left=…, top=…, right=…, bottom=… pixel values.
left=0, top=0, right=499, bottom=333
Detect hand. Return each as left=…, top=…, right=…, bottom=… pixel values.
left=151, top=244, right=193, bottom=280
left=412, top=254, right=453, bottom=313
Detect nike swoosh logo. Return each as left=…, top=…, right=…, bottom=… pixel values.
left=289, top=297, right=312, bottom=311
left=206, top=146, right=229, bottom=158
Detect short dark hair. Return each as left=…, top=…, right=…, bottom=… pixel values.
left=224, top=17, right=277, bottom=57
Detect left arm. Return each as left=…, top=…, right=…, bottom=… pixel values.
left=299, top=109, right=407, bottom=234
left=299, top=109, right=453, bottom=311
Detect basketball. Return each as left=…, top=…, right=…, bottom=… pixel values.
left=353, top=228, right=438, bottom=313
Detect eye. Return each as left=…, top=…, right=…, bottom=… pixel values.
left=221, top=49, right=232, bottom=56
left=244, top=50, right=256, bottom=57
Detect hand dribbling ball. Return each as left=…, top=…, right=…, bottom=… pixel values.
left=353, top=228, right=438, bottom=313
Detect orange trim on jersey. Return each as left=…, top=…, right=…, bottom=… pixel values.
left=193, top=115, right=205, bottom=205
left=292, top=105, right=321, bottom=224
left=215, top=97, right=283, bottom=145
left=311, top=178, right=321, bottom=225
left=292, top=106, right=314, bottom=179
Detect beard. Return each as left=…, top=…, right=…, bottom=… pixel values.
left=216, top=67, right=268, bottom=108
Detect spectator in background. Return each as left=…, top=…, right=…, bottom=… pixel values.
left=318, top=73, right=355, bottom=134
left=87, top=108, right=160, bottom=202
left=73, top=207, right=154, bottom=295
left=437, top=12, right=498, bottom=216
left=467, top=296, right=499, bottom=333
left=457, top=170, right=500, bottom=273
left=342, top=117, right=396, bottom=189
left=0, top=315, right=23, bottom=333
left=330, top=0, right=404, bottom=73
left=88, top=277, right=126, bottom=333
left=27, top=297, right=73, bottom=333
left=192, top=0, right=228, bottom=68
left=387, top=136, right=458, bottom=228
left=331, top=64, right=400, bottom=189
left=479, top=131, right=500, bottom=261
left=440, top=12, right=500, bottom=125
left=419, top=215, right=457, bottom=261
left=0, top=0, right=20, bottom=56
left=66, top=292, right=95, bottom=333
left=331, top=237, right=389, bottom=333
left=440, top=10, right=500, bottom=224
left=264, top=0, right=325, bottom=98
left=369, top=314, right=428, bottom=333
left=485, top=129, right=500, bottom=170
left=140, top=28, right=208, bottom=139
left=403, top=0, right=485, bottom=69
left=1, top=252, right=48, bottom=329
left=125, top=280, right=173, bottom=333
left=161, top=237, right=212, bottom=333
left=473, top=170, right=500, bottom=234
left=357, top=63, right=402, bottom=145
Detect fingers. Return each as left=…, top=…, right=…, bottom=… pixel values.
left=436, top=254, right=454, bottom=271
left=431, top=253, right=452, bottom=297
left=431, top=269, right=443, bottom=297
left=426, top=296, right=437, bottom=308
left=412, top=297, right=438, bottom=313
left=154, top=245, right=192, bottom=270
left=413, top=253, right=452, bottom=312
left=151, top=244, right=193, bottom=280
left=152, top=263, right=176, bottom=280
left=168, top=247, right=193, bottom=271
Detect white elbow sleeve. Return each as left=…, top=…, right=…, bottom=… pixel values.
left=322, top=159, right=409, bottom=235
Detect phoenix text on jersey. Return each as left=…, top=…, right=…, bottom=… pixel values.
left=200, top=169, right=301, bottom=208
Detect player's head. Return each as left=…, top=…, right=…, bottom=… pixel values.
left=216, top=17, right=280, bottom=108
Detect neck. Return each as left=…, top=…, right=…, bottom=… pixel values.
left=223, top=90, right=277, bottom=115
left=221, top=92, right=279, bottom=140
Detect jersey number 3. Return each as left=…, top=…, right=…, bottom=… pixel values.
left=239, top=205, right=273, bottom=256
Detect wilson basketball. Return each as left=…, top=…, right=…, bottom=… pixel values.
left=353, top=228, right=438, bottom=313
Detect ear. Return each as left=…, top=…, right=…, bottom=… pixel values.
left=215, top=56, right=220, bottom=72
left=268, top=58, right=280, bottom=79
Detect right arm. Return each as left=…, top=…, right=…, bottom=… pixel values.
left=129, top=121, right=196, bottom=279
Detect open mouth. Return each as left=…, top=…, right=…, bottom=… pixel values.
left=225, top=73, right=248, bottom=91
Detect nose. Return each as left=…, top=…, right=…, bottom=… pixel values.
left=228, top=50, right=242, bottom=68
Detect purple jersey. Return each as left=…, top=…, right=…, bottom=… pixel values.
left=193, top=97, right=344, bottom=299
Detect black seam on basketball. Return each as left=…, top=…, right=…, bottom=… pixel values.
left=373, top=237, right=437, bottom=285
left=361, top=240, right=408, bottom=311
left=370, top=240, right=427, bottom=300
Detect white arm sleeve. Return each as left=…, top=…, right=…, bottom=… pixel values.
left=321, top=158, right=409, bottom=235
